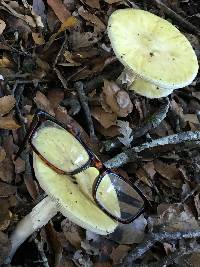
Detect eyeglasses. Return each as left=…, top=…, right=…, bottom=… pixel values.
left=15, top=110, right=149, bottom=224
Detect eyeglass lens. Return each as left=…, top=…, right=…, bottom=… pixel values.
left=96, top=173, right=144, bottom=221
left=31, top=120, right=89, bottom=173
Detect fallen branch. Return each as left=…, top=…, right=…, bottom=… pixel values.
left=75, top=81, right=97, bottom=142
left=154, top=0, right=200, bottom=36
left=103, top=98, right=169, bottom=152
left=105, top=131, right=200, bottom=168
left=119, top=230, right=200, bottom=267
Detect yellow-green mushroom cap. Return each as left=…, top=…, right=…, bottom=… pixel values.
left=33, top=154, right=118, bottom=235
left=130, top=77, right=174, bottom=98
left=108, top=9, right=199, bottom=90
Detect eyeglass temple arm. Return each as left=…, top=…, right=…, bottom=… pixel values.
left=14, top=110, right=48, bottom=160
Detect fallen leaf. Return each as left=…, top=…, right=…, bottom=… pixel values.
left=154, top=160, right=181, bottom=180
left=47, top=0, right=71, bottom=22
left=110, top=245, right=130, bottom=265
left=0, top=199, right=11, bottom=231
left=14, top=157, right=25, bottom=174
left=0, top=95, right=16, bottom=116
left=91, top=106, right=117, bottom=128
left=101, top=80, right=133, bottom=117
left=0, top=147, right=6, bottom=162
left=47, top=88, right=64, bottom=109
left=0, top=181, right=16, bottom=197
left=32, top=32, right=45, bottom=45
left=108, top=215, right=147, bottom=244
left=0, top=19, right=6, bottom=35
left=183, top=114, right=199, bottom=124
left=61, top=218, right=83, bottom=248
left=117, top=120, right=133, bottom=147
left=0, top=115, right=20, bottom=130
left=156, top=203, right=199, bottom=232
left=69, top=31, right=101, bottom=50
left=0, top=231, right=10, bottom=265
left=84, top=0, right=100, bottom=9
left=95, top=124, right=119, bottom=137
left=0, top=158, right=14, bottom=183
left=78, top=6, right=106, bottom=31
left=34, top=91, right=55, bottom=115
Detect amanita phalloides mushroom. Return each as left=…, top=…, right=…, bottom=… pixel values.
left=6, top=121, right=119, bottom=263
left=108, top=9, right=199, bottom=98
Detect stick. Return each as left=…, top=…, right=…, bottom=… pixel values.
left=103, top=98, right=169, bottom=152
left=154, top=0, right=200, bottom=36
left=105, top=131, right=200, bottom=168
left=119, top=230, right=200, bottom=267
left=75, top=81, right=97, bottom=141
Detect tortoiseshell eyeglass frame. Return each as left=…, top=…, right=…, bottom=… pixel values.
left=15, top=110, right=150, bottom=224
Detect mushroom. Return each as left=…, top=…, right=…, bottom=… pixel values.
left=6, top=125, right=119, bottom=263
left=108, top=9, right=199, bottom=98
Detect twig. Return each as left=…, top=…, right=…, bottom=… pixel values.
left=54, top=67, right=69, bottom=90
left=103, top=98, right=169, bottom=152
left=119, top=230, right=200, bottom=267
left=105, top=131, right=200, bottom=168
left=132, top=97, right=169, bottom=141
left=34, top=238, right=50, bottom=267
left=75, top=81, right=97, bottom=142
left=154, top=0, right=200, bottom=36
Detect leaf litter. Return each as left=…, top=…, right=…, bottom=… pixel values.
left=0, top=0, right=199, bottom=266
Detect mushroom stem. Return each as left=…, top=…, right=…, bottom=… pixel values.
left=5, top=196, right=58, bottom=264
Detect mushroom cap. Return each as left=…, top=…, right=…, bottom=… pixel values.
left=33, top=154, right=118, bottom=235
left=108, top=9, right=199, bottom=90
left=129, top=77, right=174, bottom=98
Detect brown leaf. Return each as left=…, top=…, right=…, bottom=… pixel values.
left=47, top=0, right=71, bottom=23
left=69, top=31, right=101, bottom=50
left=0, top=181, right=16, bottom=197
left=34, top=91, right=55, bottom=115
left=14, top=157, right=25, bottom=174
left=0, top=231, right=11, bottom=265
left=47, top=89, right=64, bottom=109
left=91, top=106, right=117, bottom=128
left=101, top=80, right=133, bottom=117
left=110, top=245, right=130, bottom=265
left=156, top=203, right=199, bottom=232
left=0, top=95, right=16, bottom=116
left=95, top=124, right=119, bottom=137
left=78, top=6, right=106, bottom=31
left=0, top=19, right=6, bottom=35
left=0, top=158, right=14, bottom=183
left=0, top=115, right=20, bottom=130
left=0, top=199, right=11, bottom=231
left=32, top=32, right=45, bottom=45
left=61, top=219, right=83, bottom=248
left=109, top=215, right=147, bottom=244
left=84, top=0, right=100, bottom=9
left=154, top=160, right=181, bottom=180
left=0, top=147, right=6, bottom=162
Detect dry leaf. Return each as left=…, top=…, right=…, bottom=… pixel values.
left=117, top=120, right=133, bottom=147
left=110, top=245, right=130, bottom=265
left=104, top=0, right=121, bottom=3
left=0, top=116, right=20, bottom=130
left=0, top=95, right=16, bottom=116
left=0, top=158, right=14, bottom=183
left=84, top=0, right=100, bottom=9
left=32, top=32, right=45, bottom=45
left=95, top=124, right=119, bottom=137
left=47, top=0, right=71, bottom=22
left=0, top=147, right=6, bottom=162
left=183, top=114, right=199, bottom=124
left=91, top=106, right=117, bottom=128
left=69, top=31, right=101, bottom=50
left=34, top=91, right=55, bottom=115
left=156, top=203, right=199, bottom=232
left=78, top=6, right=106, bottom=31
left=0, top=181, right=16, bottom=197
left=109, top=215, right=147, bottom=244
left=47, top=89, right=64, bottom=109
left=62, top=219, right=83, bottom=248
left=0, top=199, right=11, bottom=231
left=14, top=157, right=25, bottom=174
left=0, top=231, right=10, bottom=265
left=0, top=19, right=6, bottom=35
left=101, top=80, right=133, bottom=117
